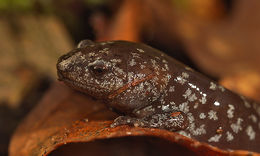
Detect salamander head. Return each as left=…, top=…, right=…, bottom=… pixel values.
left=57, top=40, right=170, bottom=114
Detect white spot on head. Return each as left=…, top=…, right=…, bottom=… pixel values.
left=162, top=59, right=168, bottom=63
left=140, top=64, right=146, bottom=69
left=136, top=48, right=144, bottom=53
left=107, top=41, right=114, bottom=44
left=166, top=74, right=171, bottom=80
left=169, top=86, right=175, bottom=92
left=170, top=101, right=176, bottom=105
left=88, top=52, right=96, bottom=57
left=246, top=125, right=256, bottom=140
left=59, top=52, right=83, bottom=71
left=155, top=56, right=160, bottom=60
left=142, top=105, right=155, bottom=113
left=110, top=59, right=122, bottom=63
left=129, top=59, right=136, bottom=66
left=99, top=48, right=110, bottom=54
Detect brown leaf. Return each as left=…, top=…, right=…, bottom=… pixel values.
left=94, top=0, right=142, bottom=42
left=173, top=0, right=260, bottom=77
left=220, top=70, right=260, bottom=102
left=9, top=82, right=260, bottom=156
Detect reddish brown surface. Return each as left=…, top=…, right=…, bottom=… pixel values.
left=108, top=73, right=155, bottom=99
left=9, top=82, right=260, bottom=156
left=171, top=112, right=181, bottom=117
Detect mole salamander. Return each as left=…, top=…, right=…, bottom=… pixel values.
left=57, top=40, right=260, bottom=152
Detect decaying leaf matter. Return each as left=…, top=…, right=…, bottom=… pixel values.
left=9, top=82, right=260, bottom=156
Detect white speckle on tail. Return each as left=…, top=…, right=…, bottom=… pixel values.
left=227, top=104, right=235, bottom=119
left=179, top=102, right=189, bottom=113
left=209, top=82, right=217, bottom=90
left=208, top=110, right=218, bottom=120
left=199, top=113, right=206, bottom=119
left=183, top=88, right=191, bottom=99
left=248, top=114, right=258, bottom=123
left=200, top=96, right=207, bottom=104
left=208, top=134, right=222, bottom=142
left=231, top=118, right=243, bottom=133
left=240, top=95, right=251, bottom=108
left=226, top=131, right=234, bottom=141
left=182, top=72, right=189, bottom=78
left=246, top=125, right=256, bottom=140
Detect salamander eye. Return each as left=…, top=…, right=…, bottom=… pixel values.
left=88, top=61, right=107, bottom=76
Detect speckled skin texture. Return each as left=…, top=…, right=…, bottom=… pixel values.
left=57, top=40, right=260, bottom=152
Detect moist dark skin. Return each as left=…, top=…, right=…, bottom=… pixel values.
left=57, top=40, right=260, bottom=152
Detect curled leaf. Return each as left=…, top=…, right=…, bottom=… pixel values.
left=9, top=82, right=260, bottom=156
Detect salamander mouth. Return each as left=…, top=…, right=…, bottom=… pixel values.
left=108, top=73, right=156, bottom=100
left=60, top=77, right=108, bottom=98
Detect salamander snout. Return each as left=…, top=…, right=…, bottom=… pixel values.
left=56, top=49, right=83, bottom=81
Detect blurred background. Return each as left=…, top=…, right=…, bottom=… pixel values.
left=1, top=0, right=260, bottom=155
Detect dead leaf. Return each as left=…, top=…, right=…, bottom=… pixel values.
left=220, top=70, right=260, bottom=102
left=94, top=0, right=142, bottom=42
left=9, top=82, right=260, bottom=156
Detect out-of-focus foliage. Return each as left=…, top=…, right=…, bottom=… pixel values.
left=84, top=0, right=111, bottom=7
left=0, top=0, right=112, bottom=12
left=171, top=0, right=189, bottom=10
left=0, top=0, right=34, bottom=11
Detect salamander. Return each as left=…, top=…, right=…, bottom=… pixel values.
left=57, top=40, right=260, bottom=152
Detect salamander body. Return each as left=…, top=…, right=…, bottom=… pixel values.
left=57, top=40, right=260, bottom=152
